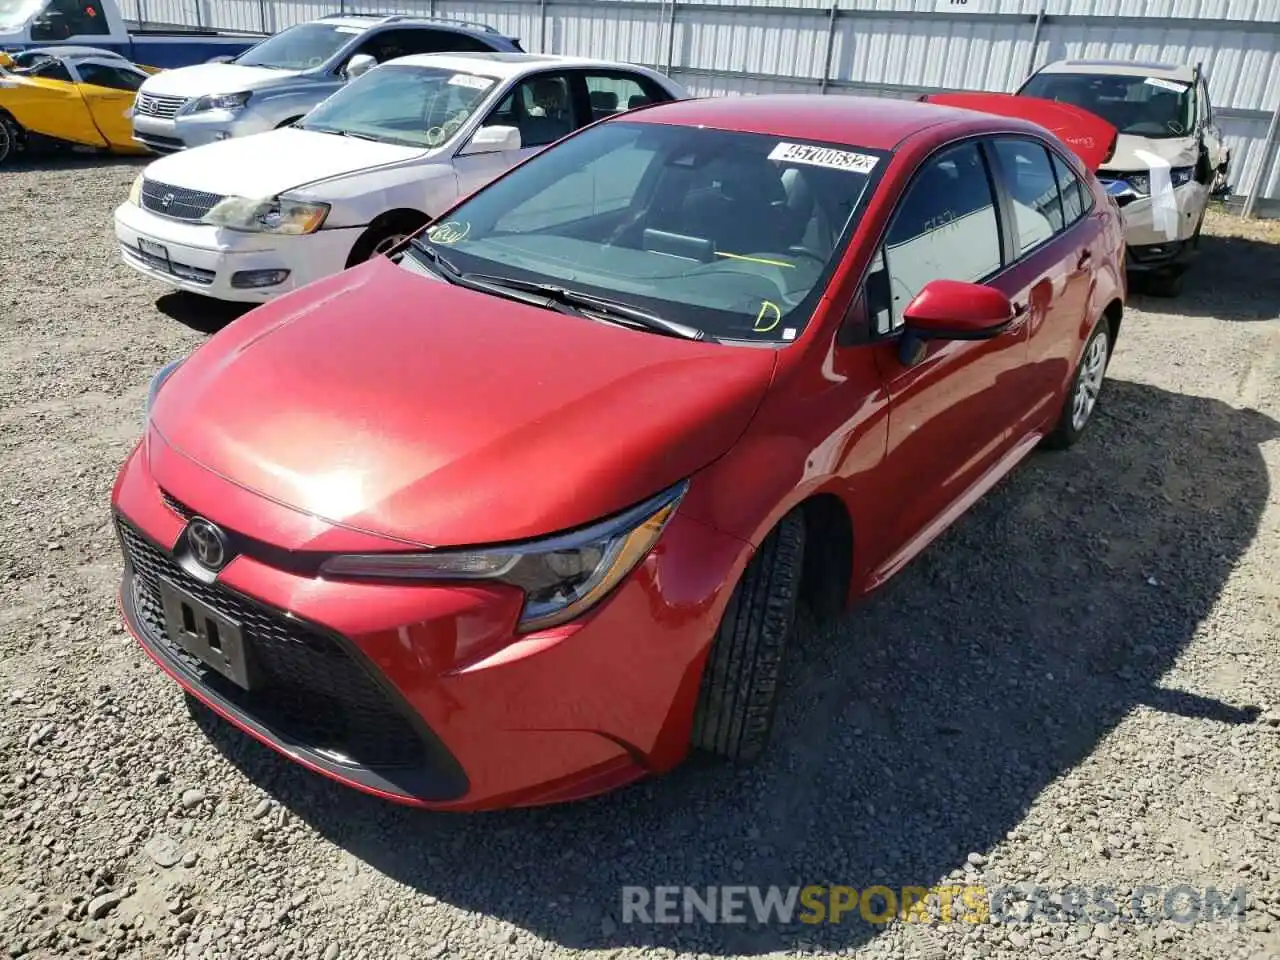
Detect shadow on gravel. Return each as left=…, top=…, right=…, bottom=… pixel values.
left=1133, top=234, right=1280, bottom=321
left=3, top=151, right=148, bottom=173
left=155, top=292, right=252, bottom=334
left=190, top=378, right=1276, bottom=955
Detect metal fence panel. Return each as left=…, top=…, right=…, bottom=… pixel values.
left=146, top=0, right=1280, bottom=208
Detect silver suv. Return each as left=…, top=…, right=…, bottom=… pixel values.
left=130, top=14, right=523, bottom=154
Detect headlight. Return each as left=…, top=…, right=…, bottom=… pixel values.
left=319, top=481, right=689, bottom=631
left=203, top=196, right=330, bottom=235
left=145, top=359, right=185, bottom=416
left=1125, top=172, right=1151, bottom=196
left=185, top=91, right=251, bottom=114
left=1169, top=165, right=1194, bottom=188
left=128, top=172, right=143, bottom=206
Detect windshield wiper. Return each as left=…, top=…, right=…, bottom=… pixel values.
left=463, top=273, right=709, bottom=341
left=405, top=239, right=582, bottom=315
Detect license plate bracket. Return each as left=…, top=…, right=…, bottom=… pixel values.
left=158, top=578, right=258, bottom=690
left=137, top=237, right=171, bottom=271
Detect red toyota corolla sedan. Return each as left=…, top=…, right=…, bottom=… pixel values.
left=112, top=93, right=1126, bottom=811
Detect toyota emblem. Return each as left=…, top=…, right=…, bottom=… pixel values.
left=160, top=193, right=174, bottom=208
left=186, top=517, right=230, bottom=571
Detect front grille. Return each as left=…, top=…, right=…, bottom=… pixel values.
left=134, top=92, right=188, bottom=119
left=118, top=518, right=427, bottom=770
left=120, top=243, right=215, bottom=285
left=139, top=178, right=223, bottom=222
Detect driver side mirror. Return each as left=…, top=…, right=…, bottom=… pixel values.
left=458, top=124, right=522, bottom=156
left=897, top=279, right=1014, bottom=364
left=343, top=53, right=377, bottom=82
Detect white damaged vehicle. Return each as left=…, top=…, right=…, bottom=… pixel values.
left=1019, top=58, right=1229, bottom=296
left=114, top=52, right=685, bottom=302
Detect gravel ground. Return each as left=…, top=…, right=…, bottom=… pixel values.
left=2, top=156, right=1280, bottom=960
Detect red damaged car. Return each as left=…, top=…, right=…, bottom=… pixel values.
left=113, top=93, right=1126, bottom=810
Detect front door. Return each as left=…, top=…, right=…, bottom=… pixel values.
left=453, top=71, right=582, bottom=199
left=72, top=58, right=145, bottom=147
left=864, top=139, right=1032, bottom=579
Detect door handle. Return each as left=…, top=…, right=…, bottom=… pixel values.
left=1076, top=248, right=1093, bottom=270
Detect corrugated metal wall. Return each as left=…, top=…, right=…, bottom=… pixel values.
left=127, top=0, right=1280, bottom=208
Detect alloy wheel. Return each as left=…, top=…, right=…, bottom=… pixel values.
left=0, top=120, right=12, bottom=165
left=1071, top=330, right=1109, bottom=432
left=372, top=233, right=408, bottom=257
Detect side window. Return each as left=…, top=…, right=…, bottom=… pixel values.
left=77, top=62, right=145, bottom=91
left=1048, top=150, right=1087, bottom=227
left=38, top=0, right=110, bottom=36
left=381, top=28, right=492, bottom=57
left=482, top=73, right=578, bottom=149
left=879, top=140, right=1003, bottom=325
left=581, top=72, right=668, bottom=122
left=990, top=138, right=1064, bottom=255
left=29, top=58, right=74, bottom=82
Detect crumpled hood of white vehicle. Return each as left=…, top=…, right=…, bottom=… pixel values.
left=142, top=127, right=424, bottom=198
left=1101, top=134, right=1198, bottom=174
left=139, top=62, right=302, bottom=97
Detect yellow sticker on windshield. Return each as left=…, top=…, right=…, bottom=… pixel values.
left=754, top=301, right=782, bottom=333
left=428, top=221, right=470, bottom=244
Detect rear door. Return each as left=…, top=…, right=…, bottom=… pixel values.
left=985, top=136, right=1103, bottom=436
left=71, top=58, right=145, bottom=146
left=866, top=138, right=1032, bottom=571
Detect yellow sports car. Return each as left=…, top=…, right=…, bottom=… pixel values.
left=0, top=47, right=154, bottom=165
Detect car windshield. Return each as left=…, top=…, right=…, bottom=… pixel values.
left=402, top=120, right=886, bottom=343
left=0, top=0, right=46, bottom=31
left=1020, top=72, right=1194, bottom=138
left=232, top=22, right=358, bottom=69
left=297, top=64, right=497, bottom=148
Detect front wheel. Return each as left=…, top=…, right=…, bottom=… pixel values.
left=690, top=511, right=805, bottom=762
left=1043, top=320, right=1111, bottom=449
left=345, top=215, right=427, bottom=268
left=0, top=114, right=23, bottom=166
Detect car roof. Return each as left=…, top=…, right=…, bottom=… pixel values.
left=1037, top=59, right=1195, bottom=83
left=385, top=52, right=656, bottom=78
left=23, top=45, right=127, bottom=59
left=316, top=14, right=509, bottom=37
left=622, top=94, right=1016, bottom=150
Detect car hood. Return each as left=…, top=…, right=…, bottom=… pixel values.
left=149, top=257, right=777, bottom=547
left=139, top=62, right=300, bottom=96
left=143, top=127, right=423, bottom=198
left=1100, top=134, right=1198, bottom=173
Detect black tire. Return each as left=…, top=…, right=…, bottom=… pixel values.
left=1145, top=268, right=1184, bottom=298
left=690, top=511, right=805, bottom=762
left=345, top=214, right=427, bottom=268
left=0, top=113, right=23, bottom=167
left=1043, top=319, right=1112, bottom=450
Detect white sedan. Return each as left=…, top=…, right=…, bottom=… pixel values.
left=114, top=52, right=686, bottom=302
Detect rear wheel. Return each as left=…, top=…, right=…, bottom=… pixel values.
left=690, top=511, right=805, bottom=762
left=1044, top=319, right=1111, bottom=449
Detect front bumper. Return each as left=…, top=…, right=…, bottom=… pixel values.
left=112, top=436, right=752, bottom=810
left=114, top=200, right=360, bottom=303
left=133, top=108, right=276, bottom=153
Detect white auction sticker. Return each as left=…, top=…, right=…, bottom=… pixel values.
left=768, top=142, right=879, bottom=174
left=1145, top=76, right=1189, bottom=93
left=449, top=73, right=492, bottom=90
